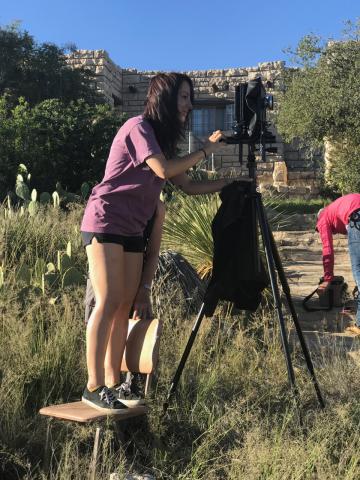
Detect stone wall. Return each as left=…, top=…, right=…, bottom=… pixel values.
left=66, top=50, right=323, bottom=197
left=66, top=49, right=123, bottom=106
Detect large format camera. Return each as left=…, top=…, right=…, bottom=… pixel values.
left=223, top=77, right=276, bottom=145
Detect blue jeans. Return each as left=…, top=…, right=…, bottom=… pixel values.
left=347, top=216, right=360, bottom=326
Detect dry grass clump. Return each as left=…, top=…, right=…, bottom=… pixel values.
left=1, top=203, right=86, bottom=270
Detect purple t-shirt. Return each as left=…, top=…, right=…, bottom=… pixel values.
left=81, top=115, right=164, bottom=236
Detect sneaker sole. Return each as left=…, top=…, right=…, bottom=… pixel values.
left=82, top=396, right=128, bottom=414
left=119, top=398, right=146, bottom=407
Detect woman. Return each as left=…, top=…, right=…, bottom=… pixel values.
left=81, top=72, right=249, bottom=413
left=83, top=199, right=165, bottom=407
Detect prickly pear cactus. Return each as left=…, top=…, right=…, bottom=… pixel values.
left=55, top=182, right=65, bottom=195
left=16, top=264, right=31, bottom=285
left=34, top=258, right=47, bottom=285
left=39, top=192, right=51, bottom=204
left=66, top=241, right=72, bottom=258
left=46, top=262, right=56, bottom=273
left=31, top=189, right=37, bottom=202
left=57, top=252, right=73, bottom=273
left=28, top=201, right=39, bottom=216
left=62, top=267, right=83, bottom=287
left=43, top=271, right=58, bottom=289
left=16, top=180, right=30, bottom=202
left=52, top=191, right=60, bottom=208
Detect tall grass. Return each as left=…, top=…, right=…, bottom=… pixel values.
left=1, top=203, right=360, bottom=479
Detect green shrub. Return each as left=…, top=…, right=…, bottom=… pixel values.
left=276, top=21, right=360, bottom=193
left=0, top=96, right=124, bottom=199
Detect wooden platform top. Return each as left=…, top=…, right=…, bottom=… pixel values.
left=39, top=401, right=148, bottom=423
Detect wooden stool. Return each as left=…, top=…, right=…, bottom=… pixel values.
left=39, top=318, right=162, bottom=479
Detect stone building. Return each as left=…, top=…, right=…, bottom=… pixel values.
left=66, top=49, right=322, bottom=197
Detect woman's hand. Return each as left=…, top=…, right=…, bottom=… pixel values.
left=203, top=130, right=225, bottom=155
left=132, top=286, right=152, bottom=320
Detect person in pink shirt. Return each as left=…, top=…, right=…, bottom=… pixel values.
left=80, top=72, right=251, bottom=413
left=316, top=193, right=360, bottom=334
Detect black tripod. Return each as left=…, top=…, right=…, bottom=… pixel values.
left=163, top=142, right=325, bottom=414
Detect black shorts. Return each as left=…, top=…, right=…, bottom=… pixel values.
left=81, top=231, right=144, bottom=253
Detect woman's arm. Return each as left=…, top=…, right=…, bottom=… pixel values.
left=140, top=201, right=165, bottom=286
left=145, top=130, right=224, bottom=180
left=132, top=201, right=165, bottom=320
left=317, top=222, right=334, bottom=282
left=171, top=172, right=252, bottom=195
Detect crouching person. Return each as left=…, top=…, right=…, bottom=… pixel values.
left=316, top=193, right=360, bottom=334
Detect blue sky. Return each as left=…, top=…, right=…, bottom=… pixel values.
left=0, top=0, right=358, bottom=71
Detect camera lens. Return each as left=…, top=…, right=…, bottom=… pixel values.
left=265, top=95, right=274, bottom=110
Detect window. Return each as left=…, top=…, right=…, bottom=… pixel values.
left=191, top=103, right=234, bottom=137
left=224, top=104, right=234, bottom=130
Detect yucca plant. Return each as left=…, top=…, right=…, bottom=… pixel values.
left=163, top=191, right=219, bottom=279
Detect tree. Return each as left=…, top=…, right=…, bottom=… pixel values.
left=0, top=23, right=101, bottom=106
left=276, top=20, right=360, bottom=193
left=0, top=96, right=124, bottom=198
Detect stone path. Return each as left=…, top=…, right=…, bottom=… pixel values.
left=273, top=230, right=360, bottom=359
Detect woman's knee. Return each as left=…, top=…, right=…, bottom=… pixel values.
left=94, top=296, right=121, bottom=317
left=95, top=296, right=133, bottom=318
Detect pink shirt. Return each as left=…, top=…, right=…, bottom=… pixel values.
left=316, top=193, right=360, bottom=281
left=81, top=116, right=164, bottom=236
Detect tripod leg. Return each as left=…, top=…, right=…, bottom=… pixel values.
left=163, top=303, right=206, bottom=415
left=255, top=195, right=299, bottom=396
left=268, top=228, right=325, bottom=409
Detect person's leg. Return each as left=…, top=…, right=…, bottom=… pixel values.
left=84, top=276, right=96, bottom=324
left=86, top=238, right=126, bottom=390
left=104, top=251, right=143, bottom=387
left=347, top=224, right=360, bottom=326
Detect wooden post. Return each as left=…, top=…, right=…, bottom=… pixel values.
left=43, top=417, right=53, bottom=474
left=88, top=426, right=101, bottom=480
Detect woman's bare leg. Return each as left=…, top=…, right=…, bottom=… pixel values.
left=86, top=238, right=126, bottom=390
left=104, top=251, right=143, bottom=387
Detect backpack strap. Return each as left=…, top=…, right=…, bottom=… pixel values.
left=302, top=285, right=334, bottom=312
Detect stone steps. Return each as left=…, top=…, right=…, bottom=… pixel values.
left=269, top=230, right=359, bottom=359
left=273, top=231, right=349, bottom=249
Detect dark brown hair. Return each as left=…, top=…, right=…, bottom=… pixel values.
left=143, top=73, right=194, bottom=158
